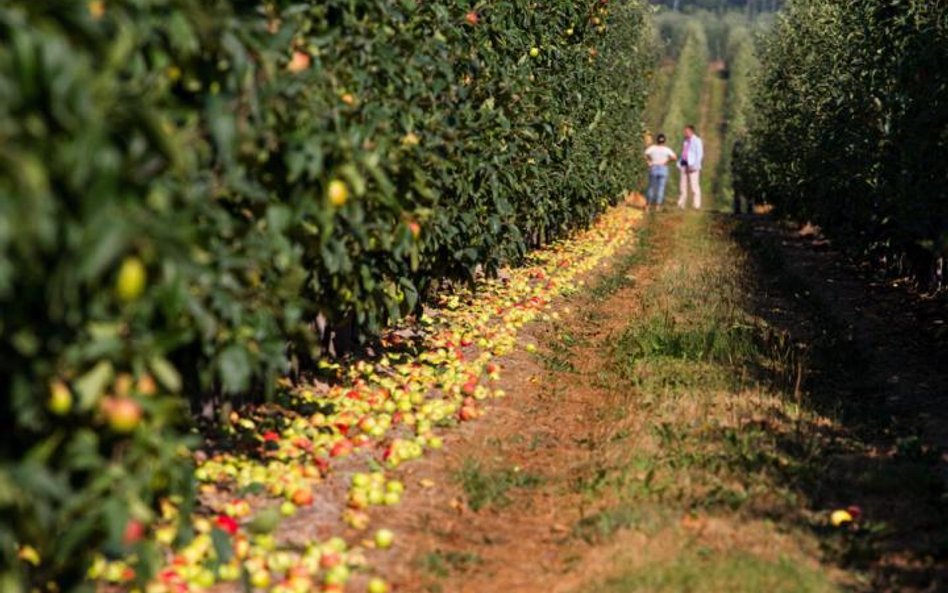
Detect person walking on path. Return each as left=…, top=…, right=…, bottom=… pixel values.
left=677, top=124, right=704, bottom=209
left=644, top=133, right=677, bottom=212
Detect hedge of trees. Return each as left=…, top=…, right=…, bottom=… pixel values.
left=736, top=0, right=948, bottom=288
left=0, top=0, right=654, bottom=589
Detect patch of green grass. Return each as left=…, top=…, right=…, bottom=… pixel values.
left=539, top=326, right=587, bottom=374
left=600, top=551, right=841, bottom=593
left=557, top=330, right=580, bottom=348
left=538, top=350, right=576, bottom=373
left=536, top=326, right=584, bottom=373
left=571, top=214, right=828, bottom=550
left=589, top=272, right=635, bottom=301
left=616, top=314, right=758, bottom=367
left=570, top=464, right=613, bottom=498
left=455, top=459, right=543, bottom=511
left=420, top=549, right=483, bottom=578
left=574, top=506, right=648, bottom=544
left=567, top=208, right=947, bottom=592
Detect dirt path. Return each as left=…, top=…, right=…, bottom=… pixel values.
left=362, top=212, right=673, bottom=592
left=339, top=34, right=948, bottom=591
left=356, top=208, right=948, bottom=593
left=362, top=57, right=740, bottom=593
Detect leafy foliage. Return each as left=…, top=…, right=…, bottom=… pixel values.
left=656, top=21, right=709, bottom=146
left=0, top=0, right=654, bottom=589
left=736, top=0, right=948, bottom=287
left=649, top=0, right=785, bottom=14
left=717, top=25, right=757, bottom=204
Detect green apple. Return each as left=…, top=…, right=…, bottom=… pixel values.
left=374, top=528, right=394, bottom=549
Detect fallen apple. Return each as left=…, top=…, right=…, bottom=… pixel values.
left=291, top=487, right=314, bottom=506
left=367, top=577, right=390, bottom=593
left=374, top=528, right=394, bottom=549
left=830, top=509, right=853, bottom=527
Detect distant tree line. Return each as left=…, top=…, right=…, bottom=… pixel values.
left=650, top=0, right=783, bottom=15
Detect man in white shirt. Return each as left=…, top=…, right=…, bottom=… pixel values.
left=644, top=133, right=677, bottom=211
left=677, top=125, right=704, bottom=210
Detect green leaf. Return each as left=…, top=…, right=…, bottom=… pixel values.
left=149, top=356, right=182, bottom=394
left=74, top=361, right=114, bottom=412
left=218, top=346, right=251, bottom=394
left=211, top=527, right=234, bottom=565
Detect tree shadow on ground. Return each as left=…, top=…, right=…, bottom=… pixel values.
left=727, top=214, right=948, bottom=593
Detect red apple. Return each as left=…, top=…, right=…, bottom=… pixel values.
left=291, top=488, right=314, bottom=507
left=215, top=514, right=239, bottom=535
left=320, top=550, right=342, bottom=569
left=330, top=439, right=353, bottom=457
left=102, top=396, right=142, bottom=433
left=123, top=519, right=145, bottom=545
left=287, top=50, right=311, bottom=73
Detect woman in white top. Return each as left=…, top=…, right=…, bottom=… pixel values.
left=644, top=133, right=677, bottom=211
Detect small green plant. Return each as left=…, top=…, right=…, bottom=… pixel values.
left=538, top=348, right=577, bottom=373
left=573, top=507, right=645, bottom=544
left=420, top=549, right=483, bottom=578
left=455, top=460, right=543, bottom=512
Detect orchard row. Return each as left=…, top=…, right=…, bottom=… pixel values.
left=736, top=0, right=948, bottom=286
left=92, top=201, right=645, bottom=593
left=0, top=1, right=655, bottom=591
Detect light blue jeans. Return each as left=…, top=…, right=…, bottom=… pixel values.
left=647, top=165, right=669, bottom=206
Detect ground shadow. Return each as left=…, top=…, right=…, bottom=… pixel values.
left=727, top=214, right=948, bottom=592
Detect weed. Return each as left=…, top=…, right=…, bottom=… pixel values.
left=539, top=328, right=582, bottom=373
left=574, top=507, right=644, bottom=543
left=539, top=351, right=576, bottom=373
left=420, top=549, right=483, bottom=578
left=455, top=459, right=543, bottom=511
